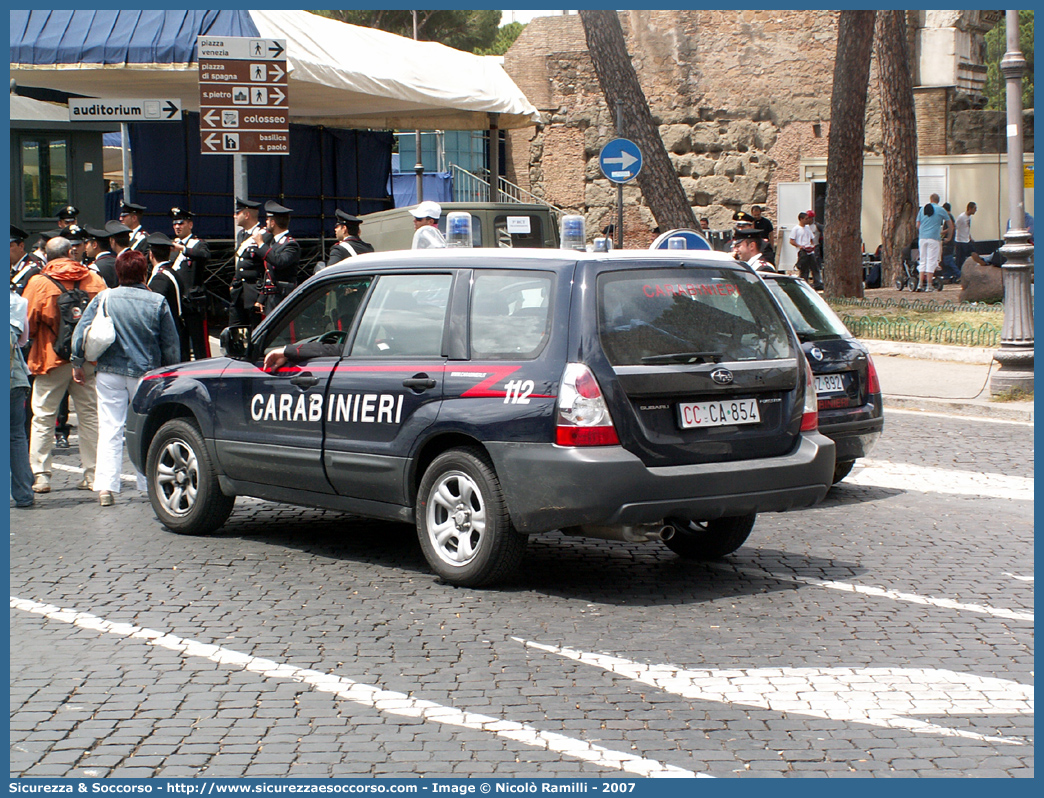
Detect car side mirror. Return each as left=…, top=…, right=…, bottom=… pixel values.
left=220, top=325, right=252, bottom=360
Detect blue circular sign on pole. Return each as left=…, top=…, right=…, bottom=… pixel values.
left=599, top=138, right=643, bottom=184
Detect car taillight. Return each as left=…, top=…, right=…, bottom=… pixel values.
left=866, top=354, right=881, bottom=395
left=800, top=357, right=819, bottom=432
left=555, top=363, right=620, bottom=446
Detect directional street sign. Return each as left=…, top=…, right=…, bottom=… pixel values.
left=599, top=138, right=643, bottom=184
left=68, top=98, right=182, bottom=122
left=198, top=35, right=288, bottom=156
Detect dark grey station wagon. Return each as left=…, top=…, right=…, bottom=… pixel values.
left=127, top=249, right=835, bottom=586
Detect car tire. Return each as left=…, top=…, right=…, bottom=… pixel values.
left=416, top=447, right=527, bottom=587
left=662, top=514, right=756, bottom=560
left=832, top=459, right=856, bottom=484
left=146, top=418, right=235, bottom=535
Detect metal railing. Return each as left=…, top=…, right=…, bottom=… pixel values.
left=450, top=165, right=564, bottom=215
left=841, top=315, right=1002, bottom=347
left=830, top=296, right=1002, bottom=313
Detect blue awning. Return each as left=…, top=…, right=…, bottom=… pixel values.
left=10, top=11, right=259, bottom=66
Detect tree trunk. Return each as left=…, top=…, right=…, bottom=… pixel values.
left=876, top=11, right=919, bottom=288
left=579, top=10, right=697, bottom=232
left=824, top=11, right=876, bottom=298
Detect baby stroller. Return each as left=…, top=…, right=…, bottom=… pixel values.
left=896, top=242, right=944, bottom=292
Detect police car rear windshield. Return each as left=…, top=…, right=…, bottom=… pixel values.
left=598, top=268, right=793, bottom=366
left=764, top=277, right=850, bottom=342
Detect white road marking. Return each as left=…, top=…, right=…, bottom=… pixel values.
left=846, top=459, right=1033, bottom=501
left=52, top=462, right=136, bottom=483
left=886, top=408, right=1033, bottom=427
left=517, top=639, right=1033, bottom=746
left=10, top=597, right=706, bottom=778
left=1004, top=573, right=1034, bottom=583
left=707, top=563, right=1034, bottom=623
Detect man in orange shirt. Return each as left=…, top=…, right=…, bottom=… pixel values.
left=22, top=235, right=108, bottom=493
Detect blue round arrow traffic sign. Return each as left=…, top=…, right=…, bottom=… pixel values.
left=599, top=138, right=643, bottom=184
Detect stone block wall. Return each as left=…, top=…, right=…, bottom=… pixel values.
left=503, top=10, right=1005, bottom=247
left=504, top=10, right=850, bottom=243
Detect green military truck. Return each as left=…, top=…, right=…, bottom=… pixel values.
left=360, top=202, right=560, bottom=252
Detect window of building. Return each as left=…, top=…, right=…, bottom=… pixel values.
left=21, top=136, right=69, bottom=219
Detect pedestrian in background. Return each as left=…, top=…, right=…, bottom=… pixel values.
left=939, top=202, right=960, bottom=284
left=70, top=250, right=180, bottom=507
left=169, top=207, right=211, bottom=359
left=118, top=202, right=150, bottom=255
left=954, top=201, right=977, bottom=270
left=750, top=205, right=775, bottom=265
left=915, top=193, right=952, bottom=292
left=229, top=198, right=265, bottom=329
left=146, top=233, right=189, bottom=362
left=789, top=211, right=822, bottom=289
left=11, top=225, right=44, bottom=293
left=21, top=236, right=107, bottom=494
left=10, top=289, right=34, bottom=508
left=251, top=201, right=301, bottom=317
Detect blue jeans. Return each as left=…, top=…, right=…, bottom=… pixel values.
left=940, top=254, right=961, bottom=282
left=10, top=387, right=34, bottom=506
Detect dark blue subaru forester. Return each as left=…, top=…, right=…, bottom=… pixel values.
left=127, top=248, right=834, bottom=586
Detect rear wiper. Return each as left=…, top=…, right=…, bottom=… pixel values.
left=641, top=351, right=724, bottom=364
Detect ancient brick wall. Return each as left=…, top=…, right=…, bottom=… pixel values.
left=504, top=10, right=852, bottom=242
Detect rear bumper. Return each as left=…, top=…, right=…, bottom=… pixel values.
left=486, top=432, right=835, bottom=533
left=819, top=398, right=884, bottom=463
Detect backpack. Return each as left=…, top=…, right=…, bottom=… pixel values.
left=44, top=275, right=91, bottom=361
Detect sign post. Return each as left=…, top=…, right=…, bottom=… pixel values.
left=598, top=138, right=642, bottom=249
left=197, top=36, right=289, bottom=157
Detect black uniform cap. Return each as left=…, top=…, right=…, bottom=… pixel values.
left=732, top=227, right=767, bottom=241
left=334, top=209, right=362, bottom=225
left=104, top=220, right=133, bottom=236
left=119, top=201, right=146, bottom=214
left=84, top=226, right=111, bottom=240
left=235, top=197, right=261, bottom=211
left=169, top=207, right=194, bottom=221
left=40, top=228, right=64, bottom=242
left=264, top=200, right=293, bottom=215
left=59, top=224, right=88, bottom=241
left=55, top=204, right=80, bottom=220
left=146, top=232, right=174, bottom=247
left=11, top=224, right=29, bottom=243
left=732, top=211, right=755, bottom=225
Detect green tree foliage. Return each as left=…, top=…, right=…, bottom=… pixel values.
left=310, top=10, right=502, bottom=54
left=476, top=21, right=526, bottom=56
left=985, top=11, right=1034, bottom=111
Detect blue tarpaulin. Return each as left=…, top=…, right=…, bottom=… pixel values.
left=388, top=173, right=454, bottom=209
left=9, top=11, right=258, bottom=66
left=128, top=115, right=393, bottom=239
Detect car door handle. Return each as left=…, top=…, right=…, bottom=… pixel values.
left=403, top=375, right=437, bottom=392
left=290, top=372, right=319, bottom=389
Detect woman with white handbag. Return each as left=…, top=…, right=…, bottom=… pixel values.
left=70, top=250, right=181, bottom=506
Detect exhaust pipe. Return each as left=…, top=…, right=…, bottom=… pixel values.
left=561, top=523, right=676, bottom=543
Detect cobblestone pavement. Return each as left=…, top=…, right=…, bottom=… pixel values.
left=10, top=410, right=1034, bottom=778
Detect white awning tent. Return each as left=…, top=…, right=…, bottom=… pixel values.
left=9, top=10, right=541, bottom=131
